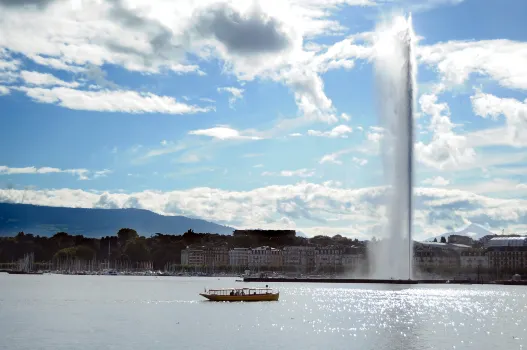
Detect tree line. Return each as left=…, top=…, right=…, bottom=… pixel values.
left=0, top=229, right=365, bottom=270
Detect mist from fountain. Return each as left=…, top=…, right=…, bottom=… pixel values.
left=368, top=14, right=416, bottom=280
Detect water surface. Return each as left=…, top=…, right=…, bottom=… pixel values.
left=1, top=274, right=525, bottom=349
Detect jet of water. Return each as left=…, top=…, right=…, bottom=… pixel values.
left=369, top=14, right=416, bottom=280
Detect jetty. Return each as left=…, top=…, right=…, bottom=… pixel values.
left=242, top=277, right=527, bottom=285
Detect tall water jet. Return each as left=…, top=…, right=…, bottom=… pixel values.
left=368, top=14, right=416, bottom=280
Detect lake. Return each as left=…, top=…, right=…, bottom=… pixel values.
left=0, top=274, right=525, bottom=349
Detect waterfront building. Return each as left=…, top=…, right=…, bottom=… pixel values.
left=282, top=246, right=315, bottom=272
left=181, top=246, right=205, bottom=266
left=486, top=237, right=527, bottom=272
left=414, top=243, right=461, bottom=269
left=341, top=246, right=365, bottom=270
left=229, top=248, right=250, bottom=268
left=315, top=245, right=343, bottom=270
left=204, top=244, right=229, bottom=268
left=460, top=249, right=489, bottom=269
left=248, top=246, right=282, bottom=269
left=448, top=235, right=474, bottom=246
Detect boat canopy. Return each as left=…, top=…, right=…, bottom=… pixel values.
left=207, top=287, right=273, bottom=292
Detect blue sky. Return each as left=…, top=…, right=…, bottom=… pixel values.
left=0, top=0, right=526, bottom=239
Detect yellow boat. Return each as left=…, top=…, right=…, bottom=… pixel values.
left=200, top=287, right=279, bottom=302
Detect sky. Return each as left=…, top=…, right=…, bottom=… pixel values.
left=0, top=0, right=526, bottom=240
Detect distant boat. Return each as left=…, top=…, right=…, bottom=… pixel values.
left=102, top=269, right=120, bottom=276
left=200, top=287, right=279, bottom=302
left=7, top=270, right=43, bottom=275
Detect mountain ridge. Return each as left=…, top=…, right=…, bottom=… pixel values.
left=0, top=202, right=235, bottom=237
left=425, top=223, right=496, bottom=242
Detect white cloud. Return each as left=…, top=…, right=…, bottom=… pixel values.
left=18, top=86, right=213, bottom=114
left=28, top=54, right=85, bottom=73
left=93, top=169, right=112, bottom=179
left=0, top=1, right=207, bottom=75
left=0, top=0, right=379, bottom=131
left=415, top=93, right=475, bottom=170
left=20, top=70, right=79, bottom=88
left=308, top=124, right=352, bottom=138
left=351, top=157, right=368, bottom=166
left=284, top=68, right=338, bottom=124
left=217, top=86, right=244, bottom=108
left=253, top=164, right=264, bottom=168
left=0, top=85, right=9, bottom=95
left=418, top=39, right=527, bottom=91
left=262, top=168, right=315, bottom=177
left=470, top=91, right=527, bottom=147
left=456, top=178, right=527, bottom=196
left=422, top=176, right=450, bottom=187
left=176, top=153, right=202, bottom=164
left=289, top=133, right=302, bottom=137
left=189, top=126, right=261, bottom=140
left=0, top=49, right=20, bottom=84
left=340, top=113, right=351, bottom=121
left=353, top=127, right=383, bottom=156
left=139, top=142, right=187, bottom=160
left=1, top=183, right=526, bottom=239
left=242, top=153, right=263, bottom=158
left=0, top=165, right=106, bottom=180
left=0, top=51, right=20, bottom=72
left=319, top=149, right=351, bottom=165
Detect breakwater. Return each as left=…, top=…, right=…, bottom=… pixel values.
left=243, top=277, right=527, bottom=285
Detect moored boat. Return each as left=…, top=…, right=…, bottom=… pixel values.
left=200, top=287, right=279, bottom=302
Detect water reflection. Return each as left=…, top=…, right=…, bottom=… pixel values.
left=1, top=276, right=526, bottom=350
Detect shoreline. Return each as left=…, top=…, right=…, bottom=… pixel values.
left=242, top=277, right=527, bottom=285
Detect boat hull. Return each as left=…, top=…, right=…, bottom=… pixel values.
left=199, top=293, right=279, bottom=302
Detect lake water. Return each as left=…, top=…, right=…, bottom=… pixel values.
left=0, top=274, right=526, bottom=349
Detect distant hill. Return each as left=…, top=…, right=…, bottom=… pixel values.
left=296, top=230, right=308, bottom=238
left=425, top=223, right=495, bottom=242
left=0, top=203, right=235, bottom=237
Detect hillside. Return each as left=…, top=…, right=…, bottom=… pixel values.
left=426, top=223, right=495, bottom=242
left=0, top=203, right=235, bottom=237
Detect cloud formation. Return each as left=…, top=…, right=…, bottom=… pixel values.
left=0, top=165, right=110, bottom=180
left=192, top=3, right=293, bottom=55
left=308, top=125, right=353, bottom=138
left=20, top=71, right=79, bottom=88
left=1, top=183, right=525, bottom=238
left=18, top=87, right=213, bottom=114
left=217, top=86, right=244, bottom=108
left=416, top=93, right=475, bottom=170
left=262, top=169, right=315, bottom=178
left=189, top=126, right=261, bottom=140
left=471, top=91, right=527, bottom=147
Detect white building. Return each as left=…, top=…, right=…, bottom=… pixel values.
left=229, top=248, right=249, bottom=267
left=181, top=247, right=205, bottom=266
left=414, top=248, right=460, bottom=269
left=416, top=241, right=472, bottom=252
left=460, top=250, right=489, bottom=269
left=485, top=237, right=527, bottom=271
left=486, top=236, right=527, bottom=248
left=204, top=245, right=229, bottom=267
left=248, top=246, right=282, bottom=269
left=282, top=246, right=315, bottom=272
left=315, top=246, right=343, bottom=270
left=342, top=251, right=364, bottom=269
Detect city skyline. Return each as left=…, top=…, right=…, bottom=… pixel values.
left=1, top=0, right=526, bottom=239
